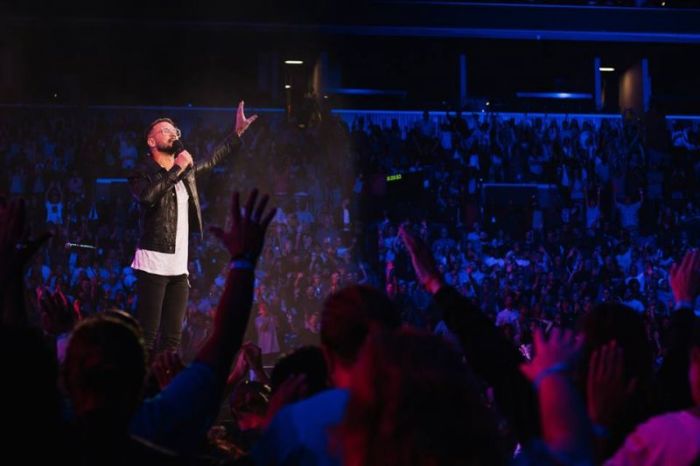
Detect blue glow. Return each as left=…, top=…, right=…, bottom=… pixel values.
left=315, top=25, right=700, bottom=44
left=96, top=178, right=128, bottom=184
left=516, top=92, right=592, bottom=100
left=327, top=88, right=407, bottom=97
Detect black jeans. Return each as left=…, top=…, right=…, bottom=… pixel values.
left=136, top=270, right=189, bottom=353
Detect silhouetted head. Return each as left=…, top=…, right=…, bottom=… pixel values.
left=64, top=314, right=146, bottom=425
left=339, top=328, right=504, bottom=466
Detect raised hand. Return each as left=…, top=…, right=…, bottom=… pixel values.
left=242, top=342, right=263, bottom=371
left=586, top=341, right=636, bottom=428
left=520, top=328, right=582, bottom=384
left=210, top=189, right=276, bottom=263
left=151, top=350, right=186, bottom=390
left=1, top=197, right=51, bottom=326
left=39, top=288, right=79, bottom=336
left=0, top=198, right=51, bottom=284
left=174, top=150, right=194, bottom=171
left=235, top=101, right=259, bottom=137
left=398, top=223, right=444, bottom=294
left=264, top=374, right=308, bottom=427
left=669, top=249, right=700, bottom=304
left=226, top=348, right=250, bottom=386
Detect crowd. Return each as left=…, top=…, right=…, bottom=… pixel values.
left=2, top=107, right=698, bottom=362
left=2, top=102, right=700, bottom=464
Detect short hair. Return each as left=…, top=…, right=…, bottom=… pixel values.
left=320, top=285, right=401, bottom=365
left=64, top=314, right=146, bottom=419
left=144, top=117, right=175, bottom=144
left=270, top=345, right=329, bottom=396
left=338, top=328, right=504, bottom=465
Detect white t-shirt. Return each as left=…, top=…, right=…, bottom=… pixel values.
left=606, top=411, right=700, bottom=466
left=131, top=181, right=189, bottom=276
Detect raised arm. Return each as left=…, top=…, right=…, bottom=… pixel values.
left=669, top=249, right=700, bottom=309
left=198, top=188, right=275, bottom=375
left=399, top=225, right=540, bottom=443
left=129, top=190, right=275, bottom=454
left=521, top=329, right=592, bottom=463
left=0, top=198, right=52, bottom=327
left=194, top=101, right=258, bottom=174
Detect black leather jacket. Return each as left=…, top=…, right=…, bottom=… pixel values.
left=128, top=133, right=242, bottom=253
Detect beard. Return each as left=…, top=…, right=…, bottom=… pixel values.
left=156, top=140, right=177, bottom=155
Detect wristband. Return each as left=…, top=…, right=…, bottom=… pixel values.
left=674, top=300, right=694, bottom=311
left=425, top=276, right=445, bottom=295
left=230, top=259, right=254, bottom=270
left=532, top=362, right=570, bottom=390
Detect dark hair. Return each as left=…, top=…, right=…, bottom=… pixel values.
left=144, top=117, right=175, bottom=144
left=270, top=346, right=328, bottom=396
left=338, top=328, right=504, bottom=466
left=656, top=309, right=696, bottom=412
left=64, top=314, right=146, bottom=421
left=579, top=303, right=653, bottom=384
left=578, top=302, right=655, bottom=455
left=320, top=285, right=401, bottom=365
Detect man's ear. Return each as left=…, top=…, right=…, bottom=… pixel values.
left=146, top=135, right=156, bottom=149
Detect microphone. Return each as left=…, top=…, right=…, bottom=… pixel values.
left=172, top=139, right=185, bottom=156
left=172, top=139, right=193, bottom=168
left=65, top=242, right=97, bottom=250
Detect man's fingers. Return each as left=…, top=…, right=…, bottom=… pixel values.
left=231, top=192, right=241, bottom=227
left=399, top=227, right=416, bottom=252
left=690, top=250, right=700, bottom=274
left=680, top=250, right=692, bottom=273
left=533, top=328, right=545, bottom=351
left=261, top=208, right=277, bottom=232
left=244, top=189, right=258, bottom=221
left=591, top=348, right=603, bottom=380
left=254, top=194, right=270, bottom=222
left=609, top=342, right=623, bottom=380
left=604, top=342, right=618, bottom=380
left=588, top=349, right=600, bottom=385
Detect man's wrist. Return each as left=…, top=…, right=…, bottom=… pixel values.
left=532, top=362, right=571, bottom=390
left=424, top=276, right=445, bottom=295
left=230, top=258, right=254, bottom=271
left=674, top=299, right=694, bottom=310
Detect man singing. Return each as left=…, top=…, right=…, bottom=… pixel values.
left=129, top=101, right=257, bottom=354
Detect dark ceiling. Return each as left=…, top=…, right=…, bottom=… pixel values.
left=2, top=1, right=700, bottom=112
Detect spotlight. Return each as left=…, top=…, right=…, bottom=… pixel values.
left=284, top=60, right=303, bottom=65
